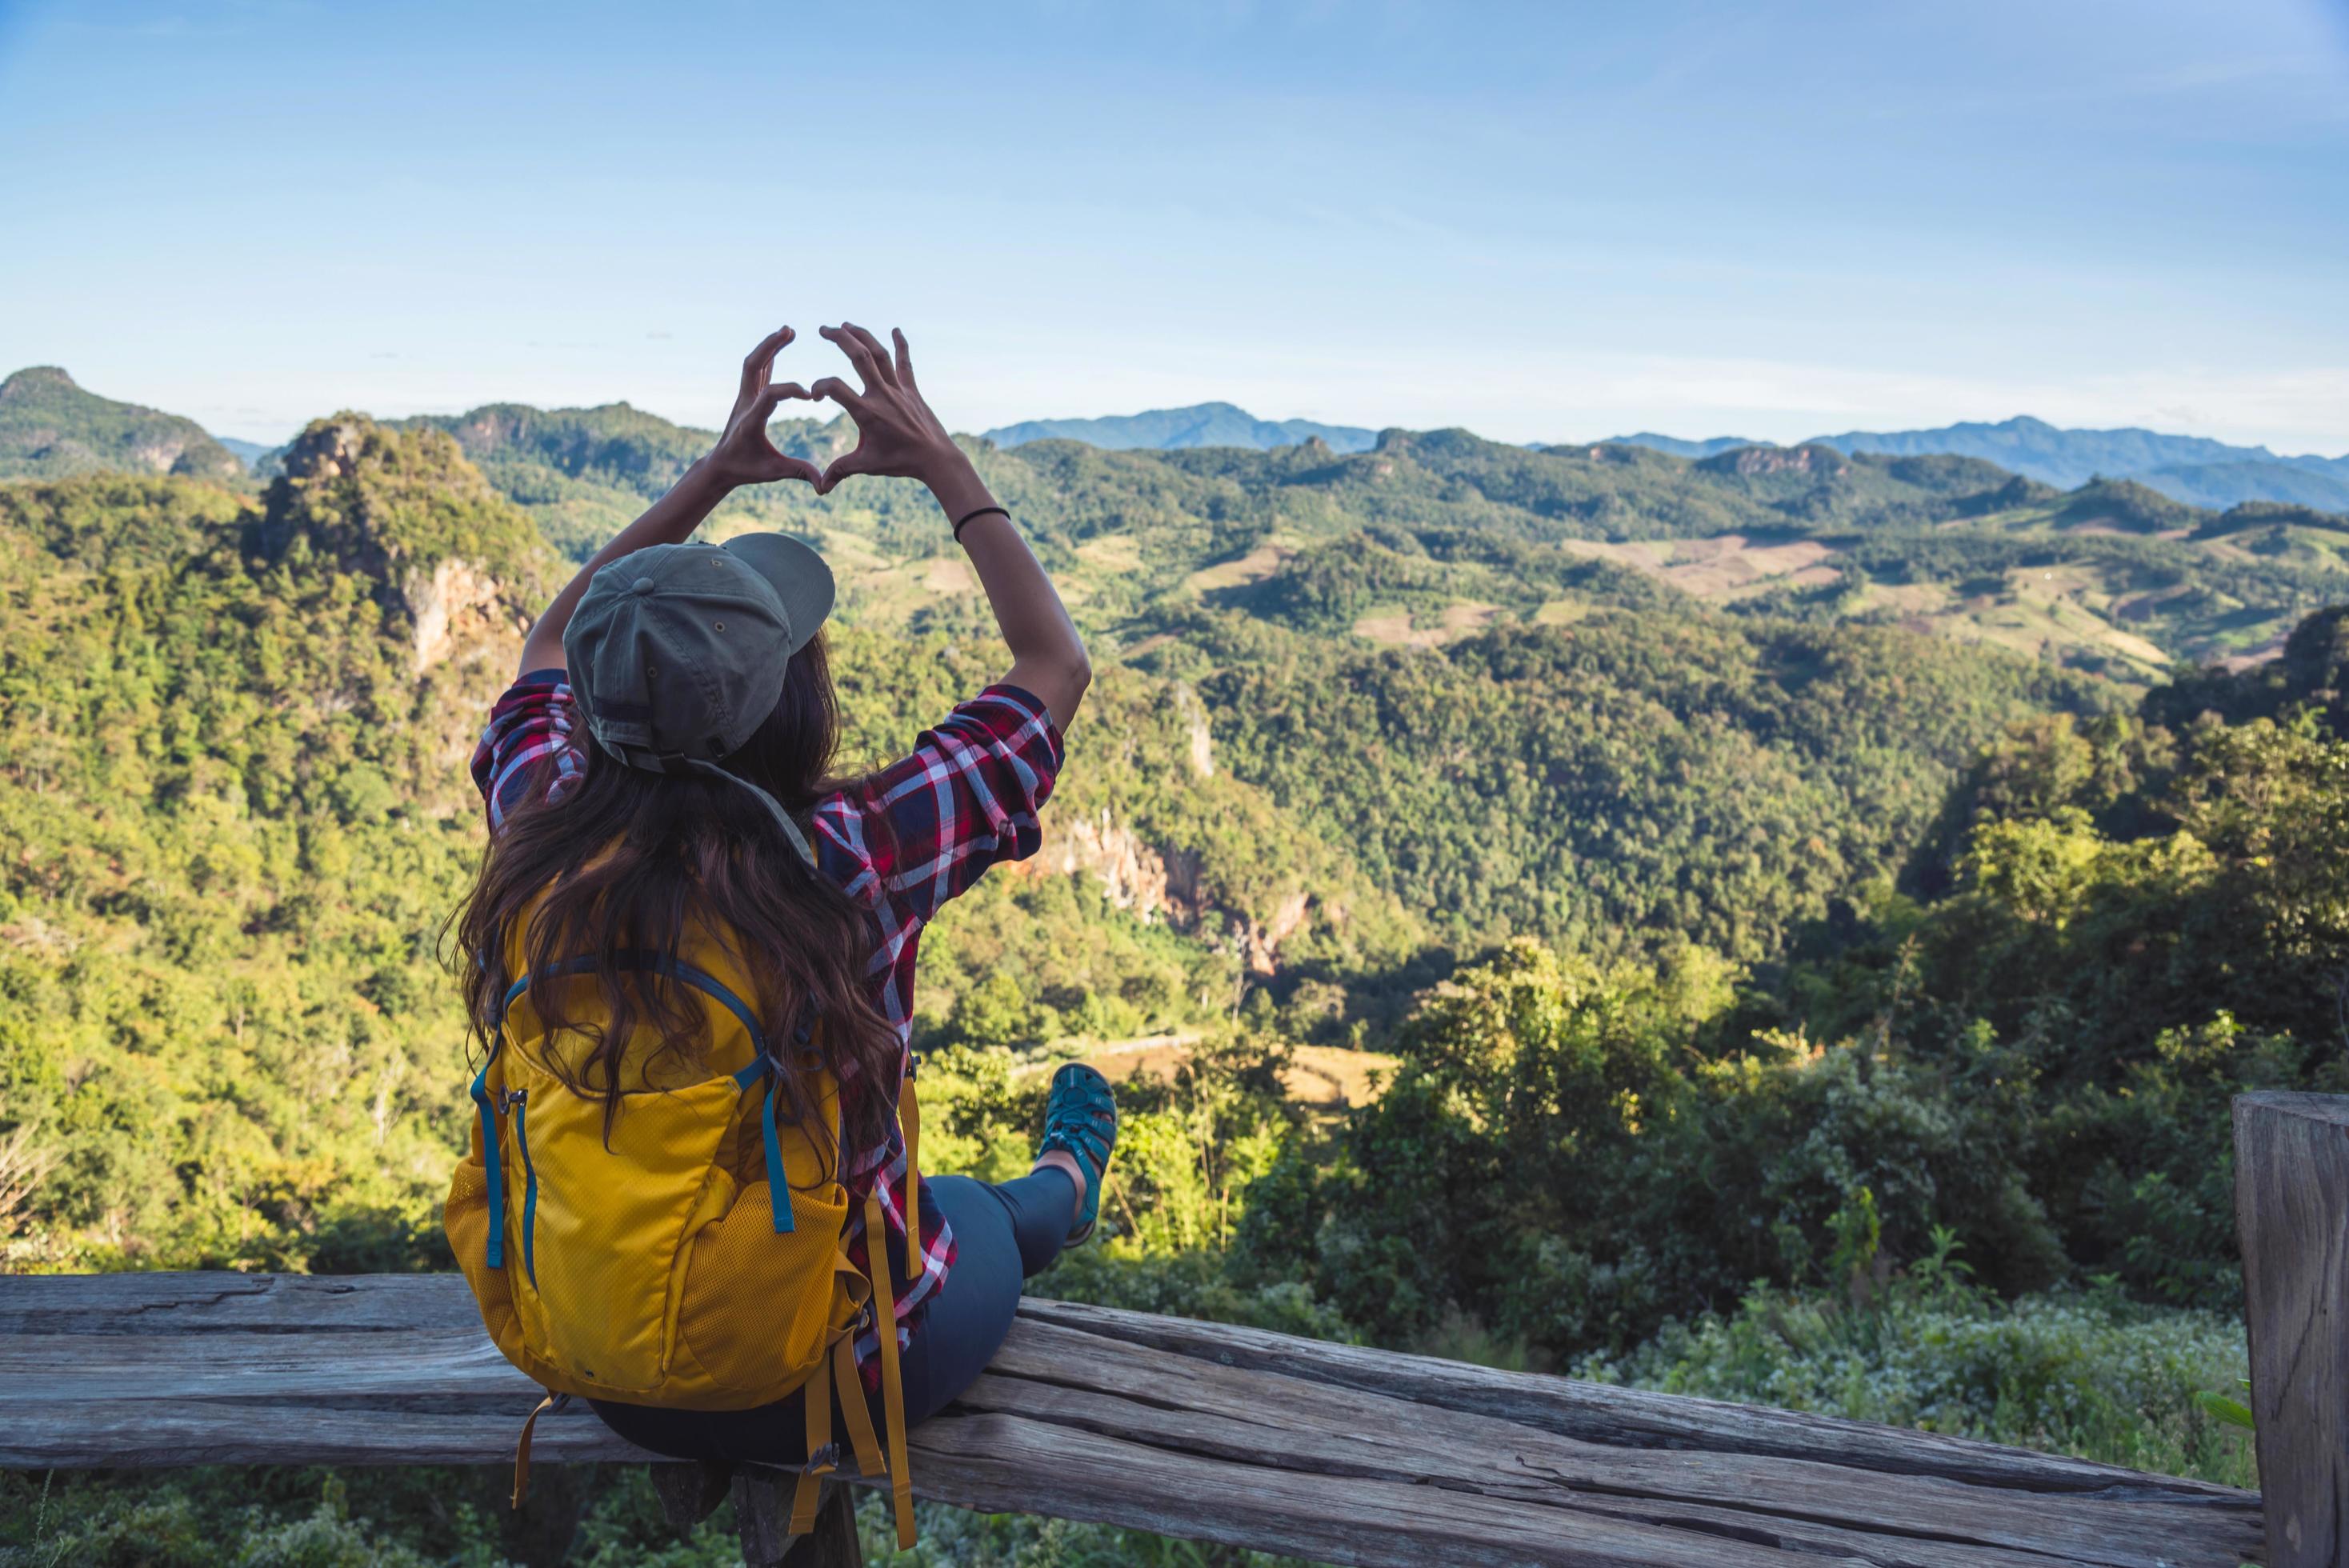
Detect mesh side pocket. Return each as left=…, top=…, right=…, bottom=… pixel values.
left=445, top=1158, right=524, bottom=1364
left=676, top=1178, right=851, bottom=1398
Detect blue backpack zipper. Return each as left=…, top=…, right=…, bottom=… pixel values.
left=507, top=1086, right=538, bottom=1286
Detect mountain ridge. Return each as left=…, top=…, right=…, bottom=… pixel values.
left=0, top=366, right=242, bottom=483
left=12, top=366, right=2341, bottom=509
left=982, top=400, right=1379, bottom=454
left=1600, top=414, right=2349, bottom=510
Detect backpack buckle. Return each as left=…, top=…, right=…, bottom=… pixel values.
left=801, top=1442, right=840, bottom=1477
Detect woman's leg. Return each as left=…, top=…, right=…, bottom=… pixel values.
left=895, top=1169, right=1075, bottom=1422
left=969, top=1166, right=1082, bottom=1278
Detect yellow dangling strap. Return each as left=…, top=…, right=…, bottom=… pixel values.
left=787, top=1353, right=836, bottom=1536
left=509, top=1390, right=566, bottom=1510
left=832, top=1332, right=885, bottom=1480
left=901, top=1070, right=922, bottom=1279
left=863, top=1190, right=917, bottom=1550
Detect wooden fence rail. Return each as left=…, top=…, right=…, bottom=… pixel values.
left=0, top=1270, right=2269, bottom=1568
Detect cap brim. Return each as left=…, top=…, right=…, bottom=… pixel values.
left=721, top=533, right=835, bottom=656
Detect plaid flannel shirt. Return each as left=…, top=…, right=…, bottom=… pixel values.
left=471, top=669, right=1064, bottom=1379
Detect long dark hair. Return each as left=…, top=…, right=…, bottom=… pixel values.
left=453, top=632, right=897, bottom=1158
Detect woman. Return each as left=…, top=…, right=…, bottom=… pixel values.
left=447, top=323, right=1116, bottom=1541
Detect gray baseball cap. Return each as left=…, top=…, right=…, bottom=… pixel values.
left=562, top=534, right=834, bottom=860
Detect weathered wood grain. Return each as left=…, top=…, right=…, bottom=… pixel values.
left=1016, top=1299, right=2244, bottom=1501
left=648, top=1459, right=730, bottom=1533
left=2235, top=1090, right=2349, bottom=1568
left=0, top=1271, right=473, bottom=1336
left=0, top=1272, right=2265, bottom=1568
left=730, top=1474, right=859, bottom=1568
left=964, top=1318, right=2235, bottom=1565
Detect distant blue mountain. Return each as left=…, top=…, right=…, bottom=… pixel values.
left=1603, top=415, right=2349, bottom=510
left=982, top=402, right=1377, bottom=454
left=214, top=435, right=278, bottom=470
left=1809, top=416, right=2277, bottom=489
left=1592, top=432, right=1761, bottom=460
left=2136, top=459, right=2349, bottom=514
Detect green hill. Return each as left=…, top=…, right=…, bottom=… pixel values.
left=0, top=366, right=243, bottom=483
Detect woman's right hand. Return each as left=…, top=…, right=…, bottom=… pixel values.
left=808, top=324, right=981, bottom=503
left=704, top=326, right=822, bottom=490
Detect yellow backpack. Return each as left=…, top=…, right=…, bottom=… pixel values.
left=444, top=930, right=921, bottom=1548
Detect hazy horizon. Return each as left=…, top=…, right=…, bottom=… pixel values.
left=3, top=1, right=2346, bottom=453
left=22, top=361, right=2349, bottom=464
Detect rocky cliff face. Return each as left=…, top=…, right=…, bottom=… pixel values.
left=1700, top=443, right=1850, bottom=479
left=1038, top=702, right=1339, bottom=981
left=1174, top=684, right=1215, bottom=778
left=1043, top=805, right=1319, bottom=973
left=262, top=415, right=539, bottom=676
left=404, top=556, right=522, bottom=675
left=1054, top=806, right=1203, bottom=919
left=269, top=415, right=366, bottom=493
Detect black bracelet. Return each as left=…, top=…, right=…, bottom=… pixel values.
left=953, top=505, right=1010, bottom=542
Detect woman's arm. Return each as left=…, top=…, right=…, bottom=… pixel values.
left=516, top=326, right=822, bottom=675
left=810, top=323, right=1092, bottom=728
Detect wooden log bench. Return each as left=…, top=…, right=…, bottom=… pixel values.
left=0, top=1270, right=2267, bottom=1568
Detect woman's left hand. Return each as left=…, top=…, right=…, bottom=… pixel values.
left=704, top=326, right=822, bottom=489
left=807, top=324, right=973, bottom=498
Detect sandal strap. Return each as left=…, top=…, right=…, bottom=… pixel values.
left=1040, top=1120, right=1111, bottom=1183
left=1039, top=1066, right=1118, bottom=1243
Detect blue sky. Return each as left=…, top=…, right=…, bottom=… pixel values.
left=2, top=0, right=2346, bottom=452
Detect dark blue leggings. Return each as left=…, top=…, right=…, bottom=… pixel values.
left=587, top=1169, right=1076, bottom=1462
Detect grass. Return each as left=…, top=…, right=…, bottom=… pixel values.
left=1572, top=1242, right=2257, bottom=1487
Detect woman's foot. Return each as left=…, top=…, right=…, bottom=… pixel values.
left=1035, top=1062, right=1118, bottom=1245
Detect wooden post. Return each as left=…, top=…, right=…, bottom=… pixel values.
left=2235, top=1090, right=2349, bottom=1568
left=785, top=1484, right=863, bottom=1567
left=648, top=1461, right=730, bottom=1534
left=646, top=1462, right=862, bottom=1566
left=730, top=1467, right=862, bottom=1568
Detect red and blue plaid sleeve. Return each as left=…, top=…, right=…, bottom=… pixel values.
left=812, top=682, right=1065, bottom=1374
left=471, top=667, right=586, bottom=831
left=816, top=682, right=1065, bottom=928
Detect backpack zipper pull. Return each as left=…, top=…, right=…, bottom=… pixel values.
left=504, top=1087, right=538, bottom=1286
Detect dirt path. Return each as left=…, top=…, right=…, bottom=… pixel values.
left=1022, top=1034, right=1398, bottom=1115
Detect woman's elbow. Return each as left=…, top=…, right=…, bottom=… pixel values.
left=1046, top=649, right=1092, bottom=725
left=1007, top=643, right=1091, bottom=723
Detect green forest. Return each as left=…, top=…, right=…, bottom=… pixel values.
left=2, top=383, right=2345, bottom=1565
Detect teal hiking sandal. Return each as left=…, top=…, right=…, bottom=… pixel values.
left=1038, top=1062, right=1118, bottom=1244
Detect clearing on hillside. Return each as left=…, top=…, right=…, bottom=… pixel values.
left=1185, top=538, right=1297, bottom=594
left=1353, top=601, right=1503, bottom=647
left=1054, top=1036, right=1397, bottom=1117
left=1554, top=534, right=1840, bottom=600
